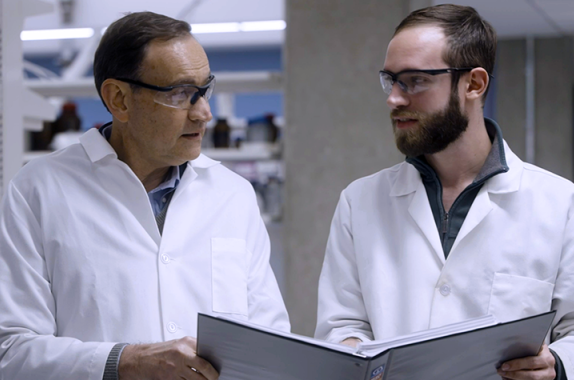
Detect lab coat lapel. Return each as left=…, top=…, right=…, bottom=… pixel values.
left=408, top=181, right=446, bottom=265
left=392, top=162, right=445, bottom=265
left=449, top=187, right=493, bottom=254
left=449, top=141, right=522, bottom=254
left=168, top=154, right=219, bottom=206
left=105, top=162, right=162, bottom=246
left=81, top=129, right=161, bottom=246
left=161, top=155, right=220, bottom=243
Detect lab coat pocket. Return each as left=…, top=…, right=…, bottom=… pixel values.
left=211, top=238, right=248, bottom=316
left=488, top=272, right=554, bottom=322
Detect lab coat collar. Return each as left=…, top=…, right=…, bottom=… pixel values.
left=80, top=127, right=117, bottom=162
left=484, top=141, right=522, bottom=194
left=79, top=127, right=220, bottom=169
left=190, top=154, right=220, bottom=169
left=389, top=162, right=421, bottom=197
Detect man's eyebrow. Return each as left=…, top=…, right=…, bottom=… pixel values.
left=168, top=73, right=213, bottom=87
left=384, top=68, right=423, bottom=74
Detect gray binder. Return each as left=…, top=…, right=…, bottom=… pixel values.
left=197, top=311, right=556, bottom=380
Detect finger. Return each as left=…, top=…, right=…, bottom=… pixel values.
left=182, top=366, right=212, bottom=380
left=187, top=357, right=219, bottom=380
left=500, top=346, right=555, bottom=372
left=497, top=368, right=556, bottom=380
left=501, top=358, right=545, bottom=371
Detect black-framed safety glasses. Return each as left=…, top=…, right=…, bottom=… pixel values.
left=379, top=68, right=475, bottom=96
left=115, top=75, right=216, bottom=109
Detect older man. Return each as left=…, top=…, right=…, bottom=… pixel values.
left=0, top=11, right=289, bottom=380
left=316, top=5, right=574, bottom=380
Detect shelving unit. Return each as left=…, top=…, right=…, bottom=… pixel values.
left=202, top=143, right=281, bottom=162
left=2, top=0, right=57, bottom=194
left=23, top=70, right=284, bottom=166
left=23, top=143, right=281, bottom=165
left=24, top=70, right=283, bottom=98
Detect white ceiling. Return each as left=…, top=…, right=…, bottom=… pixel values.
left=22, top=0, right=284, bottom=54
left=21, top=0, right=574, bottom=55
left=437, top=0, right=574, bottom=37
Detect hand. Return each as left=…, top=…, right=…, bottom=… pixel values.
left=497, top=344, right=556, bottom=380
left=118, top=336, right=219, bottom=380
left=340, top=337, right=362, bottom=348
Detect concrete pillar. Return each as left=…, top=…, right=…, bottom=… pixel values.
left=497, top=37, right=573, bottom=180
left=284, top=0, right=430, bottom=336
left=535, top=37, right=573, bottom=180
left=496, top=39, right=526, bottom=160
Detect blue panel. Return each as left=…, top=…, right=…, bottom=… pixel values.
left=24, top=55, right=63, bottom=77
left=72, top=98, right=111, bottom=131
left=233, top=92, right=283, bottom=118
left=208, top=96, right=219, bottom=116
left=205, top=48, right=282, bottom=71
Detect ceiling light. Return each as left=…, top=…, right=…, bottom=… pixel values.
left=191, top=22, right=241, bottom=34
left=240, top=20, right=286, bottom=32
left=21, top=28, right=94, bottom=41
left=191, top=20, right=286, bottom=34
left=21, top=20, right=286, bottom=41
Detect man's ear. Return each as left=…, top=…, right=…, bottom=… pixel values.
left=101, top=79, right=131, bottom=123
left=465, top=68, right=489, bottom=101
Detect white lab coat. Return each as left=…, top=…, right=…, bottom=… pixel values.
left=316, top=141, right=574, bottom=378
left=0, top=128, right=290, bottom=380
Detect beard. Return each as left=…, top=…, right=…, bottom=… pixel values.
left=391, top=91, right=469, bottom=157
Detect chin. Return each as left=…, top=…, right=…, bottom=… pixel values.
left=187, top=149, right=202, bottom=161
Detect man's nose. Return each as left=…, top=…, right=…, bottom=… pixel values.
left=188, top=96, right=213, bottom=122
left=386, top=83, right=409, bottom=109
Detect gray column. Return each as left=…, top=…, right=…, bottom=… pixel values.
left=284, top=0, right=429, bottom=336
left=497, top=37, right=573, bottom=180
left=497, top=39, right=527, bottom=160
left=535, top=37, right=573, bottom=180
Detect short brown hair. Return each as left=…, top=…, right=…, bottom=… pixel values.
left=395, top=4, right=496, bottom=99
left=93, top=11, right=191, bottom=111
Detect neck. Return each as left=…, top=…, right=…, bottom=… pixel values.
left=109, top=123, right=171, bottom=192
left=425, top=114, right=491, bottom=189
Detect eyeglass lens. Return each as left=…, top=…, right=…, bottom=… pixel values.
left=154, top=80, right=215, bottom=109
left=380, top=71, right=440, bottom=95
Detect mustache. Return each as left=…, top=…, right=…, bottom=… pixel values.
left=390, top=110, right=423, bottom=119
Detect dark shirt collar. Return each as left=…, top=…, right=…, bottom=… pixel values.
left=406, top=118, right=509, bottom=184
left=99, top=121, right=113, bottom=140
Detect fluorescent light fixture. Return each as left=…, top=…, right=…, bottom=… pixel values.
left=240, top=20, right=286, bottom=32
left=22, top=20, right=286, bottom=40
left=191, top=20, right=286, bottom=34
left=191, top=22, right=241, bottom=34
left=21, top=28, right=94, bottom=41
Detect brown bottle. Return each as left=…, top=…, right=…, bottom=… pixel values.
left=30, top=101, right=81, bottom=151
left=212, top=118, right=230, bottom=148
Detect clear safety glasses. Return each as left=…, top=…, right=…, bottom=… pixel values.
left=379, top=68, right=474, bottom=96
left=116, top=75, right=216, bottom=109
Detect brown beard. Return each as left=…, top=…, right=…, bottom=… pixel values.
left=391, top=90, right=469, bottom=157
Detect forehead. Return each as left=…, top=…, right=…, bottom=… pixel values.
left=384, top=25, right=447, bottom=72
left=140, top=35, right=210, bottom=85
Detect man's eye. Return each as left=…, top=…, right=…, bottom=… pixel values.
left=166, top=89, right=190, bottom=103
left=172, top=88, right=188, bottom=97
left=410, top=76, right=429, bottom=84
